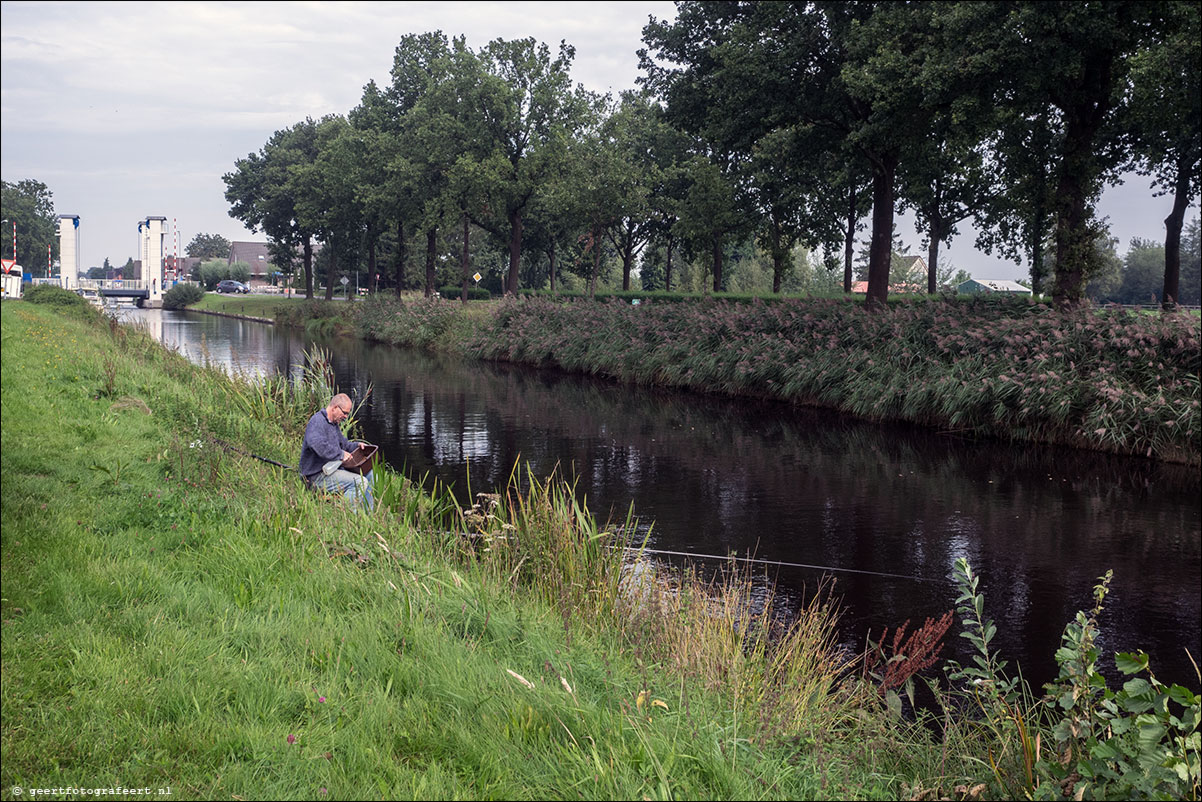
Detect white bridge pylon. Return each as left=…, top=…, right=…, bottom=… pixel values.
left=138, top=216, right=168, bottom=307
left=58, top=214, right=80, bottom=290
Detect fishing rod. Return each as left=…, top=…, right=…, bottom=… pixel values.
left=210, top=437, right=296, bottom=471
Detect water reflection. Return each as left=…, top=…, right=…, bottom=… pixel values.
left=125, top=307, right=1201, bottom=690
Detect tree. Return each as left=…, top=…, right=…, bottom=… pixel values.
left=461, top=37, right=591, bottom=295
left=1116, top=238, right=1166, bottom=305
left=900, top=119, right=990, bottom=295
left=185, top=233, right=231, bottom=259
left=1181, top=217, right=1202, bottom=305
left=1, top=179, right=57, bottom=275
left=370, top=31, right=458, bottom=297
left=674, top=155, right=748, bottom=293
left=599, top=92, right=672, bottom=292
left=224, top=118, right=322, bottom=299
left=977, top=3, right=1155, bottom=308
left=974, top=106, right=1059, bottom=295
left=294, top=115, right=366, bottom=301
left=1126, top=1, right=1201, bottom=310
left=642, top=3, right=955, bottom=307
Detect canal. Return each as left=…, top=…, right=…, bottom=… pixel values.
left=126, top=306, right=1202, bottom=692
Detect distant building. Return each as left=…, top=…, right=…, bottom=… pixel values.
left=229, top=241, right=273, bottom=287
left=957, top=278, right=1033, bottom=295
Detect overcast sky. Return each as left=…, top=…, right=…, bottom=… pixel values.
left=1, top=0, right=1194, bottom=282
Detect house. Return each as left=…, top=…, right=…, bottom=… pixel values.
left=957, top=278, right=1032, bottom=295
left=228, top=241, right=273, bottom=287
left=850, top=278, right=926, bottom=295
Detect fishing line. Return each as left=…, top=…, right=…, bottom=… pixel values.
left=622, top=546, right=935, bottom=583
left=213, top=439, right=934, bottom=583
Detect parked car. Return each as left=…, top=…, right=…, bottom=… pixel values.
left=215, top=280, right=250, bottom=294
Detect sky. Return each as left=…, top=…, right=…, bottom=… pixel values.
left=1, top=0, right=1194, bottom=282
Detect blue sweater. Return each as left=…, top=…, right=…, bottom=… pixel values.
left=299, top=409, right=356, bottom=481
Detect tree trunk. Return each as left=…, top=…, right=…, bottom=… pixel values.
left=394, top=220, right=406, bottom=298
left=771, top=219, right=784, bottom=294
left=368, top=235, right=378, bottom=295
left=1051, top=163, right=1090, bottom=309
left=323, top=239, right=335, bottom=301
left=927, top=216, right=941, bottom=295
left=844, top=184, right=857, bottom=293
left=665, top=233, right=674, bottom=292
left=1052, top=59, right=1114, bottom=309
left=1029, top=207, right=1047, bottom=297
left=711, top=236, right=723, bottom=294
left=460, top=212, right=470, bottom=304
left=302, top=237, right=314, bottom=300
left=589, top=225, right=602, bottom=298
left=507, top=208, right=523, bottom=296
left=621, top=221, right=635, bottom=291
left=1162, top=155, right=1190, bottom=311
left=424, top=227, right=437, bottom=298
left=866, top=161, right=897, bottom=309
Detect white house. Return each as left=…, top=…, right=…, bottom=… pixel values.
left=957, top=278, right=1032, bottom=295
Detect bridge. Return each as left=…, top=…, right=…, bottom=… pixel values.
left=33, top=276, right=179, bottom=304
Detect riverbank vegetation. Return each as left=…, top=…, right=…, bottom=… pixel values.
left=5, top=293, right=1199, bottom=800
left=277, top=293, right=1201, bottom=465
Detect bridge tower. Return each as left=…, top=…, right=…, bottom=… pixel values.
left=58, top=214, right=80, bottom=289
left=138, top=216, right=167, bottom=307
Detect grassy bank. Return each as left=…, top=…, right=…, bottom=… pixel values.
left=1, top=298, right=925, bottom=799
left=191, top=293, right=306, bottom=318
left=277, top=294, right=1201, bottom=465
left=5, top=296, right=1196, bottom=801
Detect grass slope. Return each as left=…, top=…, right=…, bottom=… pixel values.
left=2, top=300, right=918, bottom=800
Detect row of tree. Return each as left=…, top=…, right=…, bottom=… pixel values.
left=640, top=1, right=1200, bottom=309
left=223, top=2, right=1199, bottom=308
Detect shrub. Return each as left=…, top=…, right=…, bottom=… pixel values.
left=195, top=259, right=248, bottom=289
left=439, top=285, right=492, bottom=301
left=161, top=282, right=205, bottom=310
left=23, top=283, right=91, bottom=309
left=21, top=284, right=101, bottom=322
left=943, top=559, right=1201, bottom=801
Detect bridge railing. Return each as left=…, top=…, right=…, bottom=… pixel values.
left=76, top=279, right=149, bottom=290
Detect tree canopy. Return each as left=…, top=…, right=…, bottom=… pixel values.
left=185, top=232, right=232, bottom=260
left=1, top=179, right=57, bottom=275
left=221, top=6, right=1200, bottom=307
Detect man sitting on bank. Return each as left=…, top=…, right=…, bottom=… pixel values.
left=300, top=393, right=374, bottom=512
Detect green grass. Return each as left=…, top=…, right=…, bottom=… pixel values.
left=3, top=300, right=944, bottom=800
left=191, top=293, right=305, bottom=318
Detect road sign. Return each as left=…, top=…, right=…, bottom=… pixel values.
left=1, top=259, right=15, bottom=274
left=473, top=272, right=482, bottom=283
left=340, top=276, right=349, bottom=286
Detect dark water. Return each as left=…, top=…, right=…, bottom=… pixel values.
left=127, top=307, right=1202, bottom=691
